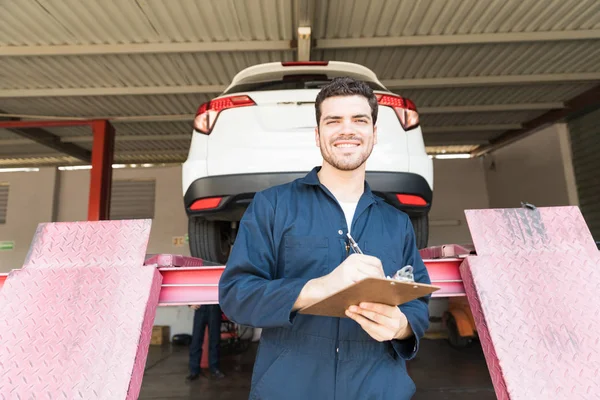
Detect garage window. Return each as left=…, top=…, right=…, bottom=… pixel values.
left=109, top=180, right=156, bottom=220
left=0, top=183, right=8, bottom=224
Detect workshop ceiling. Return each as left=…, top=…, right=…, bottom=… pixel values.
left=0, top=0, right=599, bottom=167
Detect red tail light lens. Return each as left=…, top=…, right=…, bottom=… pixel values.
left=190, top=197, right=223, bottom=211
left=194, top=95, right=256, bottom=134
left=396, top=194, right=427, bottom=206
left=376, top=94, right=420, bottom=131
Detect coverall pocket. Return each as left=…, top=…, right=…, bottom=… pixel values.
left=250, top=346, right=291, bottom=399
left=283, top=236, right=329, bottom=279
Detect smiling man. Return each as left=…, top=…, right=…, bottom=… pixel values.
left=219, top=77, right=431, bottom=400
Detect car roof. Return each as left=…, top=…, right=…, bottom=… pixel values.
left=224, top=61, right=388, bottom=92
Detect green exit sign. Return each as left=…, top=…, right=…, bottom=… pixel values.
left=0, top=241, right=15, bottom=251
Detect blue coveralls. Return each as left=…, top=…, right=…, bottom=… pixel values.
left=219, top=167, right=431, bottom=400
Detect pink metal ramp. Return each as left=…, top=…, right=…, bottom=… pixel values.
left=461, top=206, right=600, bottom=399
left=0, top=220, right=162, bottom=399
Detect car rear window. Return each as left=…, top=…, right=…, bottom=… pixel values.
left=224, top=74, right=386, bottom=94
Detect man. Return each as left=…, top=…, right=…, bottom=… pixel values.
left=219, top=77, right=431, bottom=399
left=186, top=304, right=225, bottom=382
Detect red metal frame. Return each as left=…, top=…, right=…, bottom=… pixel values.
left=88, top=121, right=115, bottom=220
left=0, top=120, right=101, bottom=129
left=0, top=119, right=115, bottom=221
left=0, top=258, right=463, bottom=302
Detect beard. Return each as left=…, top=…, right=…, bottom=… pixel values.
left=319, top=135, right=374, bottom=171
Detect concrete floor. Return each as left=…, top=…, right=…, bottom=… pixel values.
left=139, top=338, right=496, bottom=399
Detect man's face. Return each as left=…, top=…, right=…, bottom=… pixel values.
left=315, top=95, right=377, bottom=171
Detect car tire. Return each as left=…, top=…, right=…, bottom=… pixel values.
left=189, top=218, right=231, bottom=264
left=410, top=214, right=429, bottom=250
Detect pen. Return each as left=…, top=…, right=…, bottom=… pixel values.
left=346, top=233, right=363, bottom=255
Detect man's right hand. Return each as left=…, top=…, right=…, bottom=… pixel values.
left=321, top=254, right=385, bottom=295
left=292, top=254, right=385, bottom=311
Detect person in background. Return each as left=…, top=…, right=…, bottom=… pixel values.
left=186, top=304, right=225, bottom=381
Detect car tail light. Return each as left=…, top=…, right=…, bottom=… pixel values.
left=190, top=197, right=223, bottom=211
left=194, top=95, right=256, bottom=134
left=376, top=94, right=420, bottom=131
left=396, top=194, right=427, bottom=206
left=281, top=61, right=329, bottom=66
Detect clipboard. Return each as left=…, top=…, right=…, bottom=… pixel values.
left=298, top=278, right=440, bottom=318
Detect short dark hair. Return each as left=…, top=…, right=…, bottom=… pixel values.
left=315, top=77, right=378, bottom=126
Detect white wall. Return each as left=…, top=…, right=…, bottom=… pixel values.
left=483, top=124, right=577, bottom=208
left=0, top=168, right=57, bottom=272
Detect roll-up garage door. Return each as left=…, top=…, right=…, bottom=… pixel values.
left=109, top=179, right=156, bottom=220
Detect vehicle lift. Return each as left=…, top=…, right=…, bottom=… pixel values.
left=1, top=204, right=599, bottom=399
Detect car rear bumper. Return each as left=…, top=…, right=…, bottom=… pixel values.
left=184, top=171, right=432, bottom=218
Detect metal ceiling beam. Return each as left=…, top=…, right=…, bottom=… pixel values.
left=5, top=130, right=91, bottom=162
left=382, top=73, right=600, bottom=89
left=0, top=113, right=193, bottom=123
left=0, top=40, right=293, bottom=57
left=472, top=84, right=600, bottom=156
left=2, top=73, right=598, bottom=98
left=0, top=85, right=226, bottom=98
left=0, top=149, right=186, bottom=160
left=0, top=111, right=91, bottom=162
left=0, top=30, right=597, bottom=57
left=66, top=135, right=190, bottom=143
left=315, top=30, right=600, bottom=49
left=419, top=103, right=564, bottom=114
left=425, top=138, right=489, bottom=146
left=0, top=135, right=192, bottom=146
left=0, top=134, right=191, bottom=146
left=425, top=124, right=521, bottom=133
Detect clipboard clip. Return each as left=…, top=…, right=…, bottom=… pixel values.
left=388, top=266, right=415, bottom=282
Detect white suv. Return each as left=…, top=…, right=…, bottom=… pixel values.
left=182, top=61, right=433, bottom=263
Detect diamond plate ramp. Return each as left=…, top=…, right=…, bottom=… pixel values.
left=23, top=220, right=152, bottom=269
left=0, top=220, right=161, bottom=399
left=465, top=206, right=598, bottom=257
left=462, top=207, right=600, bottom=399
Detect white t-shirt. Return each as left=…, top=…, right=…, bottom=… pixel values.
left=339, top=201, right=358, bottom=233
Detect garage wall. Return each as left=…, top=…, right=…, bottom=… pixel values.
left=484, top=123, right=577, bottom=209
left=428, top=158, right=490, bottom=246
left=57, top=166, right=190, bottom=253
left=568, top=108, right=600, bottom=240
left=0, top=168, right=57, bottom=273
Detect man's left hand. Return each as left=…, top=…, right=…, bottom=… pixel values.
left=345, top=302, right=412, bottom=342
